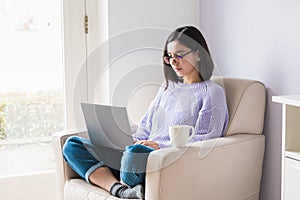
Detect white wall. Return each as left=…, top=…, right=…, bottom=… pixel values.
left=200, top=0, right=300, bottom=199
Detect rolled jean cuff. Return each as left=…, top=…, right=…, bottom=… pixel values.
left=85, top=162, right=105, bottom=183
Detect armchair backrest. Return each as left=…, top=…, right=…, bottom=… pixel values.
left=212, top=77, right=266, bottom=136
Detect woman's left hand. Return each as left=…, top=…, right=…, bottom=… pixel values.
left=134, top=140, right=160, bottom=150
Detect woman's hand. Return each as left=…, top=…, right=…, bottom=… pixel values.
left=134, top=140, right=160, bottom=150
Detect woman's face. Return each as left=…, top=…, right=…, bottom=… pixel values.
left=166, top=40, right=201, bottom=83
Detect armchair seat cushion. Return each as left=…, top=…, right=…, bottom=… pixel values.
left=64, top=179, right=139, bottom=200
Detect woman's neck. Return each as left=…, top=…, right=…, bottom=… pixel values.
left=183, top=74, right=202, bottom=84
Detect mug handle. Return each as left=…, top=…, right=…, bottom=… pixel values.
left=187, top=126, right=195, bottom=142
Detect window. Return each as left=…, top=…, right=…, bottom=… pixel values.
left=0, top=0, right=64, bottom=176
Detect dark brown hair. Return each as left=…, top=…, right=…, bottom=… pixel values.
left=163, top=26, right=214, bottom=89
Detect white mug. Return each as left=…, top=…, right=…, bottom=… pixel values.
left=169, top=125, right=195, bottom=147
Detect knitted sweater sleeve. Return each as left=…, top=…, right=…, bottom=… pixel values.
left=190, top=93, right=228, bottom=143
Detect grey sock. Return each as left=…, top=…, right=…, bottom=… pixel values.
left=110, top=182, right=144, bottom=199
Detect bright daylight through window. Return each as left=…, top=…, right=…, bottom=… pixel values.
left=0, top=0, right=64, bottom=176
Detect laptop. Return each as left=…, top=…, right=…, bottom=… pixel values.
left=81, top=103, right=135, bottom=170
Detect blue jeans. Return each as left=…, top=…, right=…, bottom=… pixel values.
left=62, top=136, right=154, bottom=187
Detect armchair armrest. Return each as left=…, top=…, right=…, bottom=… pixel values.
left=52, top=129, right=88, bottom=200
left=145, top=134, right=265, bottom=200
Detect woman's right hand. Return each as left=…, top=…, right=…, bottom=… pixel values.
left=134, top=140, right=160, bottom=150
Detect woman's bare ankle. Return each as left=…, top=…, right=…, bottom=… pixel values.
left=88, top=167, right=119, bottom=191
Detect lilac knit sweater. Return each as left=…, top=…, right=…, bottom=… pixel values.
left=132, top=80, right=229, bottom=149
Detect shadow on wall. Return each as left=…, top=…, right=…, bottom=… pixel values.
left=259, top=88, right=282, bottom=199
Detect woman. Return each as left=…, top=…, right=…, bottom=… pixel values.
left=63, top=26, right=228, bottom=199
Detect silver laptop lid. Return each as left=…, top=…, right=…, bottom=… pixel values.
left=81, top=103, right=133, bottom=149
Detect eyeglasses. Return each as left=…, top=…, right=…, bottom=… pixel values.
left=163, top=50, right=193, bottom=64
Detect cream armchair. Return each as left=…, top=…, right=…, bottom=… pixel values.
left=53, top=77, right=266, bottom=200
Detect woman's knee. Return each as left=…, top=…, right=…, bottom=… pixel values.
left=121, top=144, right=153, bottom=174
left=122, top=144, right=154, bottom=165
left=63, top=136, right=85, bottom=157
left=125, top=144, right=154, bottom=154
